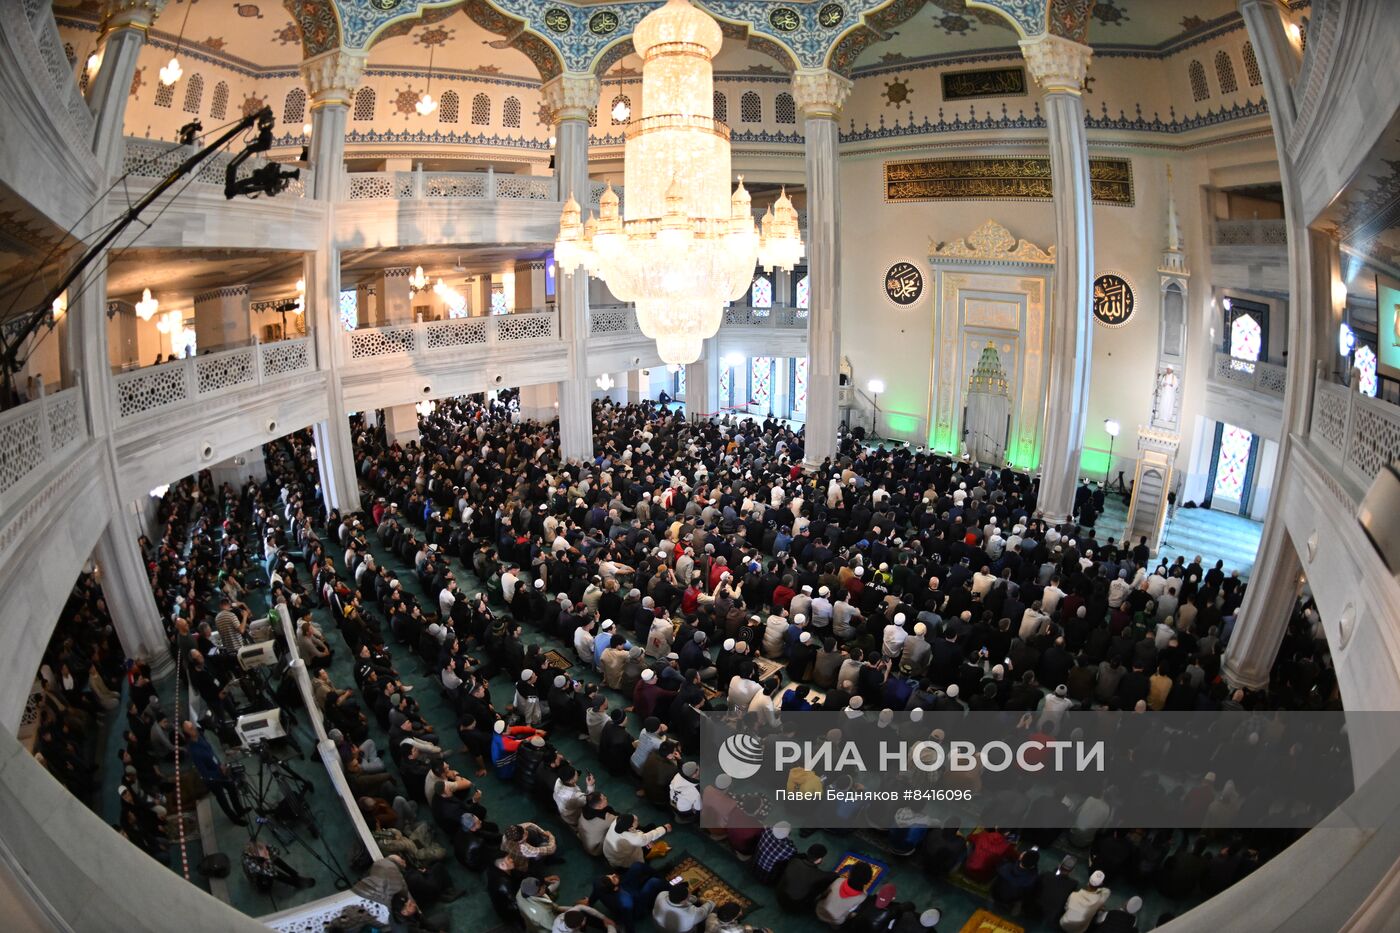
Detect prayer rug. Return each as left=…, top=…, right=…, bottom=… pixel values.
left=957, top=908, right=1025, bottom=933
left=540, top=649, right=573, bottom=671
left=945, top=867, right=995, bottom=900
left=753, top=657, right=785, bottom=681
left=835, top=850, right=891, bottom=889
left=668, top=855, right=757, bottom=914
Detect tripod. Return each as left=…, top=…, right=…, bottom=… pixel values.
left=237, top=744, right=354, bottom=897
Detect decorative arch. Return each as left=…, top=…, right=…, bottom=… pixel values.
left=590, top=19, right=799, bottom=79
left=439, top=89, right=460, bottom=123
left=1215, top=49, right=1238, bottom=94
left=828, top=1, right=1039, bottom=77
left=280, top=0, right=342, bottom=58
left=362, top=0, right=563, bottom=82
left=182, top=73, right=204, bottom=114
left=282, top=86, right=306, bottom=124
left=1188, top=60, right=1209, bottom=101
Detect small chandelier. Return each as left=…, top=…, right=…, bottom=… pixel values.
left=611, top=98, right=631, bottom=123
left=554, top=0, right=803, bottom=365
left=596, top=373, right=615, bottom=392
left=135, top=288, right=159, bottom=321
left=415, top=399, right=436, bottom=418
left=159, top=0, right=192, bottom=86
left=416, top=46, right=437, bottom=116
left=293, top=277, right=306, bottom=315
left=409, top=265, right=428, bottom=291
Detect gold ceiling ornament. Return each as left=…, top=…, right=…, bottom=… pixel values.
left=929, top=220, right=1055, bottom=265
left=554, top=0, right=803, bottom=364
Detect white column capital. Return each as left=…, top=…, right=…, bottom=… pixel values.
left=1018, top=33, right=1093, bottom=95
left=99, top=0, right=168, bottom=35
left=542, top=72, right=600, bottom=123
left=301, top=48, right=368, bottom=109
left=791, top=69, right=853, bottom=118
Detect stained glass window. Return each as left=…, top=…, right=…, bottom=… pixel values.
left=751, top=275, right=772, bottom=309
left=792, top=357, right=808, bottom=416
left=1356, top=344, right=1379, bottom=397
left=751, top=357, right=773, bottom=412
left=490, top=287, right=508, bottom=315
left=1230, top=312, right=1262, bottom=362
left=719, top=363, right=732, bottom=409
left=1212, top=423, right=1252, bottom=502
left=339, top=289, right=358, bottom=331
left=676, top=367, right=686, bottom=400
left=796, top=274, right=810, bottom=311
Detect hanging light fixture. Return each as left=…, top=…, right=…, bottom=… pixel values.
left=611, top=98, right=631, bottom=123
left=135, top=288, right=159, bottom=321
left=416, top=45, right=437, bottom=116
left=415, top=399, right=436, bottom=418
left=159, top=0, right=193, bottom=86
left=554, top=0, right=802, bottom=365
left=409, top=265, right=428, bottom=291
left=51, top=291, right=68, bottom=320
left=596, top=373, right=616, bottom=391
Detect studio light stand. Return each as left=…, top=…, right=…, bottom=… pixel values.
left=867, top=379, right=885, bottom=445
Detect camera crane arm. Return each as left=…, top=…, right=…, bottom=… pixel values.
left=0, top=106, right=287, bottom=404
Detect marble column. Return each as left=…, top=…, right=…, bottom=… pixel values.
left=792, top=69, right=851, bottom=469
left=544, top=73, right=599, bottom=462
left=302, top=49, right=366, bottom=515
left=1019, top=35, right=1094, bottom=523
left=382, top=404, right=420, bottom=447
left=88, top=1, right=167, bottom=172
left=1221, top=515, right=1302, bottom=689
left=1221, top=0, right=1311, bottom=687
left=94, top=503, right=170, bottom=675
left=684, top=338, right=721, bottom=419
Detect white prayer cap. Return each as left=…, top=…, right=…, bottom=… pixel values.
left=894, top=613, right=906, bottom=625
left=946, top=684, right=960, bottom=699
left=723, top=638, right=736, bottom=651
left=1126, top=896, right=1143, bottom=915
left=1089, top=871, right=1105, bottom=887
left=641, top=669, right=655, bottom=682
left=914, top=622, right=927, bottom=635
left=772, top=821, right=791, bottom=839
left=794, top=614, right=806, bottom=624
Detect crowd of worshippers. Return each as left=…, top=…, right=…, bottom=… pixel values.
left=254, top=397, right=1332, bottom=928
left=96, top=392, right=1335, bottom=932
left=28, top=574, right=129, bottom=830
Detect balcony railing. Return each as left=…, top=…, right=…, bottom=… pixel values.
left=112, top=337, right=315, bottom=421
left=121, top=137, right=309, bottom=198
left=1211, top=351, right=1287, bottom=397
left=346, top=168, right=558, bottom=202
left=588, top=303, right=809, bottom=337
left=1212, top=218, right=1287, bottom=247
left=0, top=384, right=87, bottom=505
left=1309, top=371, right=1400, bottom=496
left=345, top=310, right=558, bottom=361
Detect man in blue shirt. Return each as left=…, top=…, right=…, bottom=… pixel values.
left=182, top=720, right=248, bottom=825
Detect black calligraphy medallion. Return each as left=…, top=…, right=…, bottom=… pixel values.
left=1092, top=273, right=1135, bottom=327
left=884, top=261, right=924, bottom=306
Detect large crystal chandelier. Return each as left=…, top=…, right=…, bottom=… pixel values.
left=554, top=0, right=803, bottom=364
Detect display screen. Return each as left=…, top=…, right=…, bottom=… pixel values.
left=1378, top=272, right=1400, bottom=380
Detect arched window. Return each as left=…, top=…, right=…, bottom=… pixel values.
left=740, top=91, right=761, bottom=123
left=713, top=90, right=728, bottom=123
left=182, top=74, right=204, bottom=113
left=796, top=273, right=810, bottom=310
left=282, top=87, right=305, bottom=124
left=1229, top=312, right=1262, bottom=362
left=1356, top=344, right=1378, bottom=397
left=503, top=96, right=521, bottom=127
left=154, top=80, right=174, bottom=108
left=471, top=93, right=490, bottom=125
left=353, top=87, right=375, bottom=121
left=210, top=81, right=229, bottom=119
left=751, top=275, right=772, bottom=309
left=439, top=90, right=459, bottom=123
left=63, top=42, right=76, bottom=69
left=1188, top=60, right=1209, bottom=101
left=775, top=92, right=796, bottom=124
left=1242, top=41, right=1262, bottom=86
left=1214, top=50, right=1237, bottom=94
left=610, top=94, right=631, bottom=125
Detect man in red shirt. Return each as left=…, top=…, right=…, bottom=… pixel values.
left=963, top=827, right=1016, bottom=882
